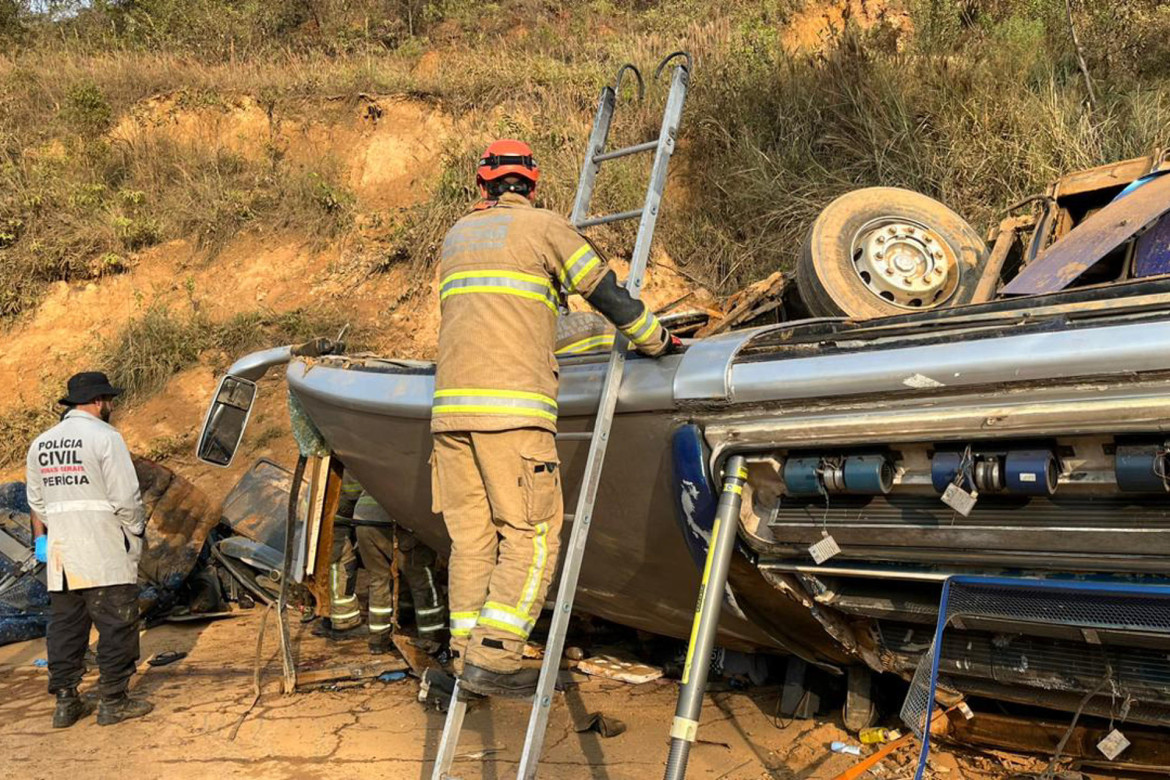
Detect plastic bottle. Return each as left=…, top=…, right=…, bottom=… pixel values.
left=859, top=727, right=901, bottom=744
left=830, top=741, right=862, bottom=756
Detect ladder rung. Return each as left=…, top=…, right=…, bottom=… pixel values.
left=555, top=431, right=594, bottom=441
left=577, top=209, right=643, bottom=228
left=593, top=140, right=658, bottom=163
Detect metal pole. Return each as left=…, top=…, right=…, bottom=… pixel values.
left=663, top=455, right=748, bottom=780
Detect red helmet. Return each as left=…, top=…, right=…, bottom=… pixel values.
left=476, top=139, right=539, bottom=200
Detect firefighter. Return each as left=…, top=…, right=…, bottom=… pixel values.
left=25, top=372, right=153, bottom=727
left=314, top=472, right=362, bottom=638
left=352, top=488, right=448, bottom=654
left=431, top=139, right=678, bottom=697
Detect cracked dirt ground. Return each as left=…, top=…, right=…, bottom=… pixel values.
left=0, top=611, right=996, bottom=780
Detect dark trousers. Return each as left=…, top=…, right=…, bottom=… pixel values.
left=355, top=525, right=448, bottom=638
left=47, top=583, right=140, bottom=698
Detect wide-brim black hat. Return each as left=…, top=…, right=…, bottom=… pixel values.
left=59, top=372, right=123, bottom=406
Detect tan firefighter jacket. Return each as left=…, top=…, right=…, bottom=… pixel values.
left=432, top=192, right=667, bottom=434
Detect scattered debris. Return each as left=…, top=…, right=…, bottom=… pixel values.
left=695, top=271, right=788, bottom=337
left=859, top=727, right=901, bottom=745
left=576, top=652, right=663, bottom=684
left=392, top=633, right=443, bottom=677
left=830, top=730, right=916, bottom=780
left=455, top=747, right=503, bottom=761
left=830, top=741, right=862, bottom=756
left=147, top=650, right=187, bottom=667
left=295, top=657, right=409, bottom=689
left=419, top=668, right=457, bottom=712
left=32, top=658, right=47, bottom=668
left=572, top=711, right=627, bottom=738
left=378, top=671, right=406, bottom=683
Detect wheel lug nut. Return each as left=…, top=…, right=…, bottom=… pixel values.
left=887, top=226, right=898, bottom=236
left=876, top=235, right=886, bottom=244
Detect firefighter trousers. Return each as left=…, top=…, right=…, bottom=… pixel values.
left=432, top=428, right=562, bottom=673
left=355, top=524, right=448, bottom=639
left=329, top=528, right=361, bottom=630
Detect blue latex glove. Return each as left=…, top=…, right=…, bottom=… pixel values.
left=34, top=536, right=47, bottom=564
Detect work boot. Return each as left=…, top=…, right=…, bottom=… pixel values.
left=52, top=688, right=94, bottom=729
left=460, top=663, right=540, bottom=699
left=312, top=618, right=365, bottom=641
left=97, top=693, right=153, bottom=726
left=368, top=632, right=394, bottom=655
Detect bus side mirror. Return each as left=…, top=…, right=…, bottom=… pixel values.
left=196, top=375, right=257, bottom=467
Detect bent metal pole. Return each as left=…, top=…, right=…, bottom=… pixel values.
left=663, top=454, right=749, bottom=780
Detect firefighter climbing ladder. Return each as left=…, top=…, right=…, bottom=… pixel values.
left=431, top=51, right=692, bottom=780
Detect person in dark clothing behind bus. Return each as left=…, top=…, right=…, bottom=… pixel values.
left=25, top=372, right=153, bottom=728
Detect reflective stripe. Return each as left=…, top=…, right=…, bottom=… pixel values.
left=422, top=566, right=440, bottom=618
left=620, top=307, right=661, bottom=345
left=440, top=270, right=558, bottom=312
left=369, top=606, right=395, bottom=614
left=332, top=608, right=361, bottom=621
left=450, top=611, right=479, bottom=636
left=369, top=622, right=393, bottom=632
left=518, top=522, right=549, bottom=616
left=44, top=499, right=116, bottom=514
left=418, top=624, right=445, bottom=634
left=555, top=334, right=614, bottom=355
left=559, top=245, right=600, bottom=292
left=478, top=602, right=535, bottom=638
left=433, top=388, right=558, bottom=423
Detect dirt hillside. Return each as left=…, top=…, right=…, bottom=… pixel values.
left=0, top=89, right=711, bottom=505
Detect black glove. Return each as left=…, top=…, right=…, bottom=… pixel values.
left=663, top=333, right=684, bottom=355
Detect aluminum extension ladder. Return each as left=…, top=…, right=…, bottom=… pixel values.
left=431, top=51, right=692, bottom=780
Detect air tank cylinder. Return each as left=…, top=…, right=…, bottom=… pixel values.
left=1115, top=445, right=1170, bottom=492
left=1004, top=449, right=1058, bottom=495
left=783, top=455, right=893, bottom=497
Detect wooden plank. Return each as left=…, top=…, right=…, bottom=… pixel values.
left=295, top=657, right=409, bottom=688
left=696, top=271, right=787, bottom=337
left=306, top=457, right=345, bottom=616
left=947, top=710, right=1170, bottom=769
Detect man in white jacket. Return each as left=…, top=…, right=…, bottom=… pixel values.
left=26, top=372, right=153, bottom=728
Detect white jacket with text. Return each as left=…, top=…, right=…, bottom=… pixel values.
left=25, top=410, right=145, bottom=591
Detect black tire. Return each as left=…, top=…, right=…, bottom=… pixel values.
left=795, top=187, right=988, bottom=319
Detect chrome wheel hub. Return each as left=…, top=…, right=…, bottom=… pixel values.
left=852, top=220, right=958, bottom=308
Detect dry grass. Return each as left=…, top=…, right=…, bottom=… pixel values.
left=2, top=0, right=1168, bottom=297
left=100, top=303, right=368, bottom=402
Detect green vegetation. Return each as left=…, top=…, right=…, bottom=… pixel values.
left=101, top=303, right=367, bottom=401
left=2, top=1, right=1167, bottom=309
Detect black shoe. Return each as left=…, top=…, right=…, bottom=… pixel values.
left=460, top=663, right=540, bottom=699
left=97, top=694, right=153, bottom=726
left=312, top=619, right=366, bottom=640
left=368, top=632, right=393, bottom=655
left=52, top=689, right=94, bottom=729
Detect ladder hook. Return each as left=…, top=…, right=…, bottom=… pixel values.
left=654, top=51, right=693, bottom=81
left=613, top=63, right=645, bottom=102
